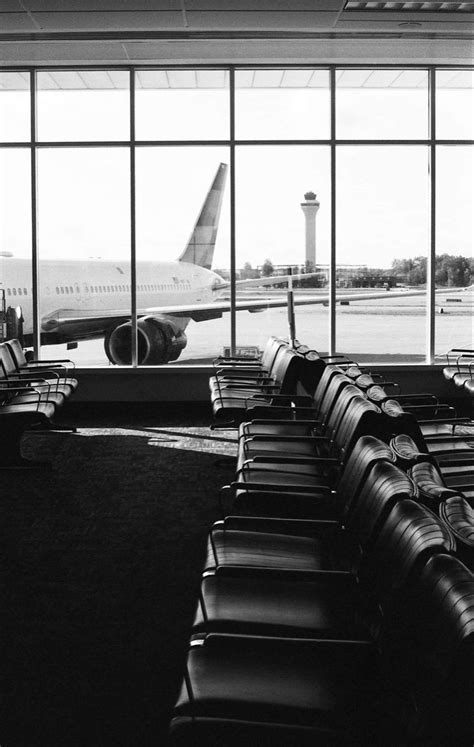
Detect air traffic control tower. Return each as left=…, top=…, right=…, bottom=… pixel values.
left=300, top=191, right=320, bottom=267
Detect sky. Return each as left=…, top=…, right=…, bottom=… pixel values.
left=0, top=81, right=472, bottom=272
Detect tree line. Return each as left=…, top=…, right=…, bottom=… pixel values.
left=391, top=254, right=473, bottom=287
left=240, top=254, right=472, bottom=288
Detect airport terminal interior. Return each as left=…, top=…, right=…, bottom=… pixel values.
left=0, top=3, right=473, bottom=746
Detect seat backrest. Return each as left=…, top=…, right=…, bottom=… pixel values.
left=0, top=343, right=17, bottom=378
left=335, top=435, right=396, bottom=520
left=347, top=461, right=416, bottom=559
left=329, top=391, right=383, bottom=460
left=390, top=553, right=474, bottom=743
left=365, top=384, right=388, bottom=405
left=313, top=369, right=353, bottom=425
left=440, top=495, right=474, bottom=570
left=389, top=432, right=426, bottom=467
left=269, top=346, right=304, bottom=394
left=321, top=383, right=362, bottom=444
left=354, top=373, right=377, bottom=392
left=362, top=498, right=455, bottom=602
left=380, top=398, right=427, bottom=451
left=4, top=338, right=25, bottom=370
left=260, top=336, right=287, bottom=371
left=409, top=460, right=458, bottom=509
left=292, top=350, right=326, bottom=399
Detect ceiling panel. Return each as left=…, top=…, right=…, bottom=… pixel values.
left=363, top=68, right=406, bottom=85
left=167, top=69, right=197, bottom=87
left=437, top=68, right=474, bottom=84
left=390, top=69, right=429, bottom=86
left=0, top=13, right=40, bottom=30
left=22, top=1, right=181, bottom=9
left=280, top=69, right=316, bottom=86
left=0, top=36, right=472, bottom=67
left=253, top=69, right=285, bottom=86
left=308, top=70, right=332, bottom=86
left=185, top=11, right=340, bottom=29
left=196, top=69, right=228, bottom=87
left=184, top=0, right=345, bottom=9
left=337, top=69, right=373, bottom=85
left=28, top=11, right=185, bottom=31
left=136, top=69, right=170, bottom=88
left=0, top=41, right=130, bottom=62
left=0, top=71, right=30, bottom=89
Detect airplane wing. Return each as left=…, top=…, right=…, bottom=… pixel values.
left=41, top=285, right=472, bottom=337
left=217, top=270, right=326, bottom=290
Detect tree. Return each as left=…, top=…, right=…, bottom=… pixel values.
left=261, top=258, right=274, bottom=277
left=393, top=253, right=472, bottom=288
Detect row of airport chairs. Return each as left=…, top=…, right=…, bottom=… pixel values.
left=0, top=338, right=78, bottom=467
left=443, top=347, right=474, bottom=397
left=169, top=339, right=474, bottom=745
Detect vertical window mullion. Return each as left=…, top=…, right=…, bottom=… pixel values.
left=229, top=67, right=237, bottom=356
left=427, top=66, right=436, bottom=364
left=329, top=67, right=336, bottom=356
left=30, top=70, right=40, bottom=358
left=130, top=68, right=137, bottom=367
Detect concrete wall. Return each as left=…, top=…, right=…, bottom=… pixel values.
left=71, top=364, right=467, bottom=407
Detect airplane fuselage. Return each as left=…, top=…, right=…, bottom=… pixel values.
left=1, top=256, right=226, bottom=341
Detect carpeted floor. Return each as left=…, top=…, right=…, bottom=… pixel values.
left=0, top=408, right=237, bottom=746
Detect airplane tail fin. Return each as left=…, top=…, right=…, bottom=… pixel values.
left=178, top=162, right=227, bottom=269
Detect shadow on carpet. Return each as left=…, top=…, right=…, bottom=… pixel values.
left=1, top=425, right=237, bottom=747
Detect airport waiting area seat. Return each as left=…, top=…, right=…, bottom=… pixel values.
left=0, top=339, right=78, bottom=467
left=170, top=506, right=473, bottom=746
left=168, top=344, right=474, bottom=745
left=443, top=347, right=474, bottom=397
left=210, top=343, right=324, bottom=426
left=5, top=337, right=78, bottom=392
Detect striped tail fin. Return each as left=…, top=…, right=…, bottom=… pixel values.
left=178, top=163, right=227, bottom=269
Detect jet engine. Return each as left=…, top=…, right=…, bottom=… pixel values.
left=104, top=316, right=187, bottom=365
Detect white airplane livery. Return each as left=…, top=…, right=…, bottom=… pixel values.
left=1, top=161, right=470, bottom=364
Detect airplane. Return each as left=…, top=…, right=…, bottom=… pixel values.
left=1, top=162, right=471, bottom=365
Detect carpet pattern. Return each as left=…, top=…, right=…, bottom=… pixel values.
left=1, top=414, right=237, bottom=746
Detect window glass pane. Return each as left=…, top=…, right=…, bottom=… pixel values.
left=235, top=146, right=331, bottom=354
left=135, top=70, right=229, bottom=141
left=36, top=71, right=130, bottom=142
left=136, top=146, right=230, bottom=364
left=235, top=69, right=330, bottom=140
left=0, top=72, right=30, bottom=142
left=0, top=149, right=32, bottom=345
left=436, top=70, right=474, bottom=140
left=37, top=148, right=130, bottom=365
left=435, top=145, right=474, bottom=359
left=336, top=146, right=430, bottom=363
left=336, top=69, right=429, bottom=140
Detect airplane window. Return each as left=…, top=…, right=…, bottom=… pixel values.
left=56, top=287, right=60, bottom=294
left=65, top=287, right=69, bottom=294
left=12, top=288, right=17, bottom=295
left=69, top=286, right=73, bottom=293
left=7, top=289, right=11, bottom=296
left=18, top=288, right=22, bottom=295
left=23, top=288, right=27, bottom=294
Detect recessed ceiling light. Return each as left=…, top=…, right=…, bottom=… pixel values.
left=345, top=1, right=474, bottom=10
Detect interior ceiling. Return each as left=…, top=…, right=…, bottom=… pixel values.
left=0, top=1, right=472, bottom=66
